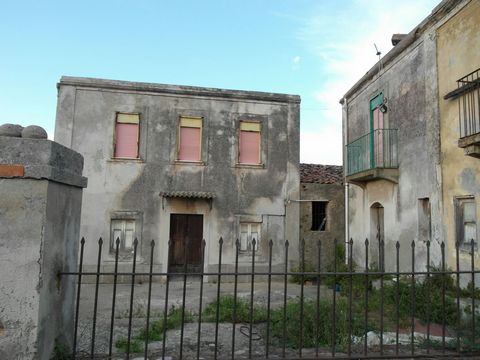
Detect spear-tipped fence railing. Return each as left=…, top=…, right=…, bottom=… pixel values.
left=59, top=237, right=480, bottom=359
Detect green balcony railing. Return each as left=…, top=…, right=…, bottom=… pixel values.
left=346, top=129, right=398, bottom=176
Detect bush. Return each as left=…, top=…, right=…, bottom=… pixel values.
left=203, top=295, right=268, bottom=323
left=290, top=262, right=318, bottom=284
left=115, top=337, right=142, bottom=353
left=381, top=279, right=458, bottom=326
left=269, top=299, right=365, bottom=349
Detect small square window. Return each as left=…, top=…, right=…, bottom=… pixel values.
left=110, top=219, right=136, bottom=256
left=239, top=121, right=261, bottom=164
left=239, top=222, right=260, bottom=252
left=178, top=116, right=202, bottom=161
left=311, top=201, right=328, bottom=231
left=114, top=113, right=140, bottom=159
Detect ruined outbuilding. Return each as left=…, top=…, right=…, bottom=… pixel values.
left=299, top=164, right=345, bottom=270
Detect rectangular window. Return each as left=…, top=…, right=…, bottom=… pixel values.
left=114, top=113, right=140, bottom=159
left=178, top=116, right=202, bottom=161
left=311, top=201, right=328, bottom=231
left=239, top=222, right=260, bottom=252
left=456, top=197, right=477, bottom=247
left=110, top=219, right=136, bottom=255
left=239, top=121, right=261, bottom=164
left=417, top=198, right=431, bottom=242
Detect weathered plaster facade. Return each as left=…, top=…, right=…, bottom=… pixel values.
left=54, top=77, right=300, bottom=276
left=341, top=0, right=478, bottom=272
left=437, top=0, right=480, bottom=271
left=299, top=164, right=344, bottom=270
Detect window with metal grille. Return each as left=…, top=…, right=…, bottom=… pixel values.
left=239, top=121, right=261, bottom=164
left=178, top=116, right=202, bottom=161
left=114, top=113, right=140, bottom=159
left=311, top=201, right=327, bottom=231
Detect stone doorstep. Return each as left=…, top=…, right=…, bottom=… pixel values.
left=0, top=164, right=24, bottom=177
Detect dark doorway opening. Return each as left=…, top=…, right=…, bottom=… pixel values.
left=169, top=214, right=203, bottom=273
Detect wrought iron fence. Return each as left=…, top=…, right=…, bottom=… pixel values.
left=346, top=129, right=398, bottom=176
left=59, top=237, right=480, bottom=359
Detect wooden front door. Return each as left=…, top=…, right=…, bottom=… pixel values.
left=168, top=214, right=203, bottom=273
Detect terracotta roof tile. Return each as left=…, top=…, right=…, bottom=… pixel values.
left=300, top=163, right=343, bottom=184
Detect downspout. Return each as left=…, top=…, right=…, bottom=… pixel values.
left=342, top=96, right=349, bottom=264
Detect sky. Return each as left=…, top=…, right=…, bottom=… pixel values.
left=0, top=0, right=440, bottom=165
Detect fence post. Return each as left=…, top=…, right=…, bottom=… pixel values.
left=0, top=127, right=87, bottom=360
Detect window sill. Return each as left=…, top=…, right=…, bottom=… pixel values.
left=108, top=158, right=144, bottom=163
left=235, top=163, right=265, bottom=169
left=173, top=160, right=206, bottom=166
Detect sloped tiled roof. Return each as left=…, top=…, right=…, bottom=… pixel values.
left=159, top=191, right=216, bottom=199
left=300, top=163, right=343, bottom=184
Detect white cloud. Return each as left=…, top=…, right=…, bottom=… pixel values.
left=292, top=55, right=301, bottom=70
left=297, top=0, right=440, bottom=164
left=301, top=125, right=342, bottom=165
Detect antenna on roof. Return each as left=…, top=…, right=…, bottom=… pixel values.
left=374, top=43, right=383, bottom=72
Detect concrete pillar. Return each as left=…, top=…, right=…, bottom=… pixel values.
left=0, top=125, right=87, bottom=360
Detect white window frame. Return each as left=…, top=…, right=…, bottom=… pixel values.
left=110, top=219, right=136, bottom=256
left=239, top=222, right=261, bottom=252
left=455, top=196, right=477, bottom=249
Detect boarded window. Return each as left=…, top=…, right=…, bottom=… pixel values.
left=455, top=197, right=477, bottom=247
left=178, top=116, right=202, bottom=161
left=239, top=121, right=261, bottom=164
left=110, top=219, right=136, bottom=255
left=114, top=113, right=140, bottom=158
left=240, top=222, right=260, bottom=252
left=311, top=201, right=328, bottom=231
left=417, top=198, right=431, bottom=242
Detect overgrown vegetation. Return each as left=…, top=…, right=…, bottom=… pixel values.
left=115, top=305, right=194, bottom=353
left=202, top=295, right=268, bottom=323
left=113, top=264, right=478, bottom=354
left=50, top=342, right=72, bottom=360
left=269, top=298, right=365, bottom=349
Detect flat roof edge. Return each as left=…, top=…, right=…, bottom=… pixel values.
left=58, top=76, right=301, bottom=104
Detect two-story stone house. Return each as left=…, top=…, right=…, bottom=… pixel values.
left=54, top=76, right=300, bottom=276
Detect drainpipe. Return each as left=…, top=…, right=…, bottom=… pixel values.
left=342, top=96, right=349, bottom=265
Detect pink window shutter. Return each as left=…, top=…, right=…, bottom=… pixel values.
left=115, top=123, right=139, bottom=158
left=372, top=108, right=384, bottom=166
left=239, top=131, right=260, bottom=164
left=178, top=127, right=201, bottom=161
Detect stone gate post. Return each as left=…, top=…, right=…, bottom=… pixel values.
left=0, top=124, right=87, bottom=360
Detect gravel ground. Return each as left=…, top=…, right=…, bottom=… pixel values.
left=74, top=280, right=330, bottom=359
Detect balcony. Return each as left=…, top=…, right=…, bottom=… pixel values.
left=445, top=67, right=480, bottom=158
left=346, top=128, right=399, bottom=184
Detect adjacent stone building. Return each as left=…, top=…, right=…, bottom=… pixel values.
left=299, top=164, right=344, bottom=270
left=341, top=0, right=480, bottom=273
left=54, top=76, right=300, bottom=275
